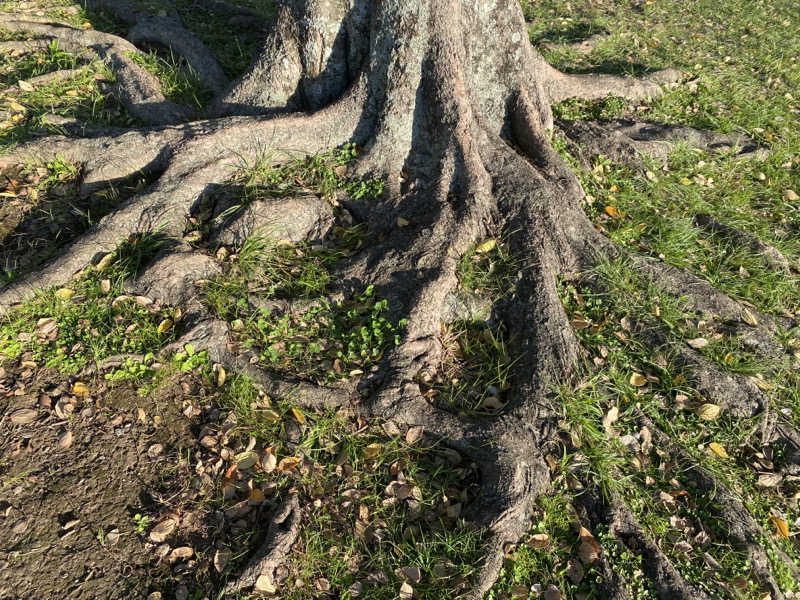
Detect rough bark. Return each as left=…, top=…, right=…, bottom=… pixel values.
left=0, top=0, right=795, bottom=597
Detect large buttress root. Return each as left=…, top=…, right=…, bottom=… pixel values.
left=3, top=0, right=793, bottom=597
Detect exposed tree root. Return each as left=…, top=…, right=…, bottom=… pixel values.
left=559, top=117, right=763, bottom=171
left=693, top=212, right=793, bottom=273
left=547, top=68, right=683, bottom=104
left=0, top=39, right=53, bottom=55
left=643, top=418, right=799, bottom=600
left=2, top=0, right=795, bottom=596
left=223, top=494, right=302, bottom=595
left=0, top=14, right=190, bottom=124
left=127, top=15, right=230, bottom=95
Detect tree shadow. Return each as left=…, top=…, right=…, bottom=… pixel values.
left=532, top=21, right=605, bottom=45
left=0, top=166, right=161, bottom=285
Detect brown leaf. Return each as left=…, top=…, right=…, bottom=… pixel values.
left=396, top=566, right=422, bottom=583
left=149, top=518, right=176, bottom=543
left=10, top=408, right=37, bottom=425
left=405, top=426, right=424, bottom=445
left=277, top=456, right=301, bottom=472
left=756, top=472, right=782, bottom=488
left=59, top=430, right=73, bottom=449
left=576, top=526, right=599, bottom=564
left=529, top=533, right=549, bottom=548
left=687, top=337, right=708, bottom=349
left=213, top=549, right=231, bottom=573
left=399, top=581, right=414, bottom=599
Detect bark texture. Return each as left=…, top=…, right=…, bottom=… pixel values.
left=0, top=0, right=794, bottom=597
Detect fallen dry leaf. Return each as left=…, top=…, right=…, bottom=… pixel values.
left=577, top=526, right=599, bottom=564
left=55, top=288, right=74, bottom=300
left=756, top=472, right=782, bottom=488
left=399, top=581, right=414, bottom=599
left=475, top=238, right=497, bottom=253
left=364, top=442, right=382, bottom=459
left=687, top=337, right=708, bottom=349
left=59, top=430, right=73, bottom=449
left=149, top=518, right=176, bottom=543
left=629, top=373, right=647, bottom=387
left=235, top=451, right=258, bottom=470
left=707, top=442, right=729, bottom=458
left=770, top=516, right=789, bottom=538
left=213, top=548, right=231, bottom=573
left=696, top=403, right=721, bottom=420
left=277, top=456, right=301, bottom=472
left=405, top=425, right=424, bottom=445
left=10, top=408, right=37, bottom=425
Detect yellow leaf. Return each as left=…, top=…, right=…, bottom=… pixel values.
left=680, top=177, right=692, bottom=185
left=742, top=308, right=758, bottom=326
left=708, top=442, right=729, bottom=458
left=157, top=318, right=173, bottom=333
left=629, top=373, right=647, bottom=387
left=72, top=381, right=89, bottom=396
left=261, top=409, right=280, bottom=424
left=55, top=287, right=75, bottom=300
left=65, top=89, right=79, bottom=97
left=696, top=403, right=721, bottom=420
left=216, top=365, right=226, bottom=387
left=364, top=442, right=382, bottom=459
left=81, top=21, right=92, bottom=29
left=6, top=100, right=25, bottom=112
left=291, top=407, right=305, bottom=424
left=604, top=205, right=619, bottom=218
left=475, top=239, right=497, bottom=254
left=277, top=456, right=301, bottom=472
left=770, top=516, right=789, bottom=538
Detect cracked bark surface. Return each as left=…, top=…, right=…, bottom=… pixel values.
left=1, top=0, right=797, bottom=596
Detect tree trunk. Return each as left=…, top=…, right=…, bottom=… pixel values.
left=1, top=0, right=793, bottom=597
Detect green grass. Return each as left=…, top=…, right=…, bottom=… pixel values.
left=0, top=232, right=177, bottom=373
left=234, top=143, right=383, bottom=203
left=457, top=239, right=516, bottom=299
left=543, top=258, right=800, bottom=598
left=1, top=41, right=132, bottom=149
left=422, top=320, right=514, bottom=415
left=125, top=48, right=212, bottom=109
left=527, top=0, right=800, bottom=319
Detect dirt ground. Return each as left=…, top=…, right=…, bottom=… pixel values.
left=0, top=357, right=228, bottom=600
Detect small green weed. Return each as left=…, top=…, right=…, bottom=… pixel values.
left=132, top=513, right=150, bottom=533
left=246, top=284, right=406, bottom=383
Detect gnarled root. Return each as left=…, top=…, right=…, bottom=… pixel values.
left=223, top=494, right=302, bottom=595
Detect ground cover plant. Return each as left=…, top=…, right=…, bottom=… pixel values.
left=1, top=0, right=800, bottom=598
